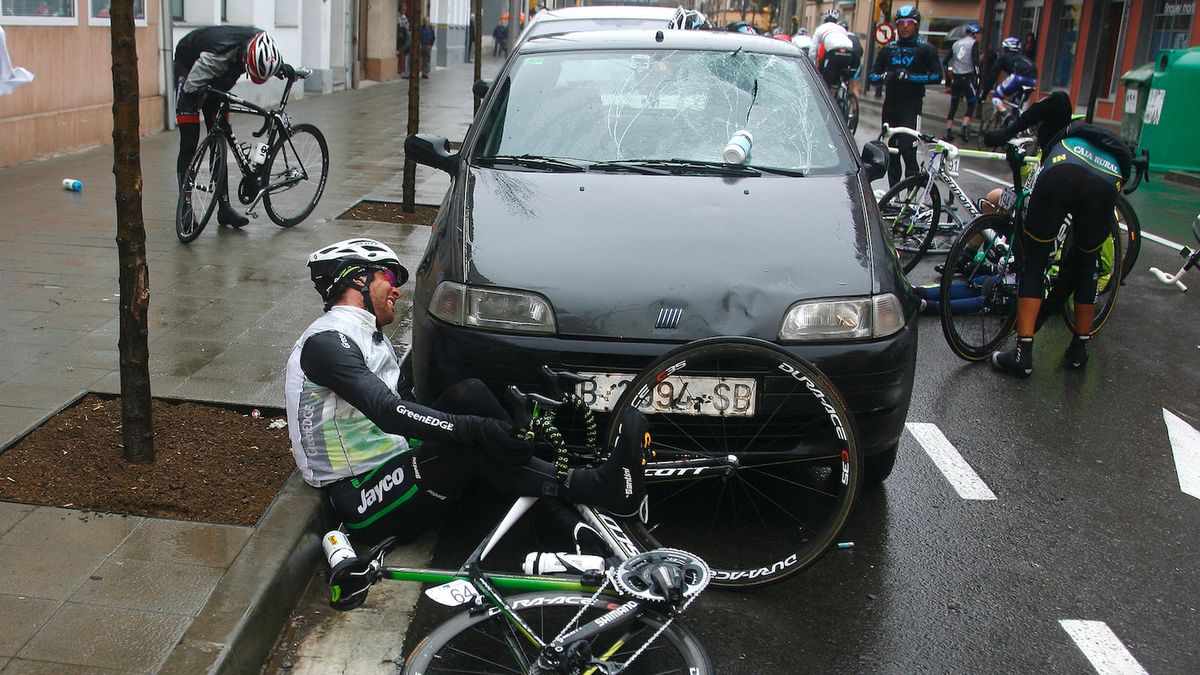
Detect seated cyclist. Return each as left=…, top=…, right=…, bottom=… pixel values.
left=174, top=26, right=296, bottom=229
left=810, top=9, right=857, bottom=96
left=284, top=238, right=647, bottom=550
left=982, top=92, right=1132, bottom=376
left=986, top=37, right=1038, bottom=120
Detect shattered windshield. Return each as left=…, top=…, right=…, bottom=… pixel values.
left=472, top=47, right=853, bottom=174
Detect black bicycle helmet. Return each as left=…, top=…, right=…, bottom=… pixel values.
left=895, top=5, right=921, bottom=25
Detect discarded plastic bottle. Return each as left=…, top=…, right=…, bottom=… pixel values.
left=62, top=179, right=83, bottom=191
left=722, top=130, right=753, bottom=164
left=322, top=530, right=355, bottom=568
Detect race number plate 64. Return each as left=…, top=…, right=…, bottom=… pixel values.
left=576, top=372, right=756, bottom=416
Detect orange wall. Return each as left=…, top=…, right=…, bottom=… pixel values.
left=0, top=1, right=165, bottom=167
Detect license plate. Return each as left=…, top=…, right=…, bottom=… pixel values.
left=576, top=372, right=756, bottom=416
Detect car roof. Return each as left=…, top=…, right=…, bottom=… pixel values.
left=529, top=5, right=678, bottom=23
left=517, top=29, right=803, bottom=56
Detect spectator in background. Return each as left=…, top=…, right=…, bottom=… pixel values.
left=493, top=22, right=507, bottom=57
left=1022, top=32, right=1037, bottom=60
left=397, top=3, right=411, bottom=77
left=420, top=16, right=435, bottom=79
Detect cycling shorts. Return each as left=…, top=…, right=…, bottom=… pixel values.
left=993, top=74, right=1037, bottom=102
left=949, top=76, right=977, bottom=105
left=174, top=74, right=229, bottom=126
left=820, top=49, right=858, bottom=88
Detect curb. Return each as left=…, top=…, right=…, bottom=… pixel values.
left=161, top=472, right=331, bottom=674
left=1164, top=170, right=1200, bottom=190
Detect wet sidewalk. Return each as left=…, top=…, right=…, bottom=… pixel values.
left=0, top=54, right=497, bottom=673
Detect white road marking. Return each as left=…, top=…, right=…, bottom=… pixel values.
left=1163, top=408, right=1200, bottom=500
left=1141, top=230, right=1187, bottom=252
left=905, top=423, right=996, bottom=500
left=1059, top=620, right=1148, bottom=675
left=961, top=166, right=1011, bottom=186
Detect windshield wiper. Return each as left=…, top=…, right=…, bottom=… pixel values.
left=609, top=159, right=762, bottom=177
left=586, top=160, right=672, bottom=175
left=749, top=165, right=807, bottom=177
left=475, top=155, right=587, bottom=172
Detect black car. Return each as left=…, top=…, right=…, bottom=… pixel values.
left=405, top=29, right=914, bottom=484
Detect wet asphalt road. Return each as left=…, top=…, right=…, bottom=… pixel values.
left=272, top=104, right=1200, bottom=674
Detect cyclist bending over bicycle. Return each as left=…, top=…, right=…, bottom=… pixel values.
left=982, top=92, right=1132, bottom=377
left=284, top=239, right=647, bottom=573
left=986, top=37, right=1038, bottom=122
left=174, top=26, right=296, bottom=229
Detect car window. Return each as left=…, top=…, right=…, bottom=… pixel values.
left=526, top=18, right=673, bottom=40
left=472, top=48, right=853, bottom=174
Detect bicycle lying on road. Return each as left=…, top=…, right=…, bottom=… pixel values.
left=1149, top=214, right=1200, bottom=292
left=175, top=68, right=329, bottom=243
left=323, top=336, right=862, bottom=672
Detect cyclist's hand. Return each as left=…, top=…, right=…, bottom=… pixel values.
left=278, top=63, right=296, bottom=80
left=893, top=69, right=910, bottom=82
left=470, top=417, right=534, bottom=465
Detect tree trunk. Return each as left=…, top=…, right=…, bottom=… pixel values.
left=403, top=3, right=424, bottom=213
left=109, top=0, right=154, bottom=463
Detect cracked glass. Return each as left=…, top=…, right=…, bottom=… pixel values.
left=473, top=47, right=853, bottom=174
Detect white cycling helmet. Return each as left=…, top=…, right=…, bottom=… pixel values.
left=308, top=238, right=409, bottom=308
left=245, top=32, right=283, bottom=84
left=823, top=8, right=840, bottom=23
left=667, top=7, right=707, bottom=30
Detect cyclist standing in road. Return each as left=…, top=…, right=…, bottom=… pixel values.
left=986, top=37, right=1038, bottom=119
left=174, top=26, right=293, bottom=229
left=841, top=21, right=865, bottom=97
left=284, top=239, right=648, bottom=547
left=868, top=5, right=942, bottom=186
left=943, top=23, right=981, bottom=142
left=982, top=93, right=1132, bottom=377
left=809, top=9, right=856, bottom=97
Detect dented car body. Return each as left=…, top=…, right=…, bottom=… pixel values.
left=405, top=30, right=916, bottom=476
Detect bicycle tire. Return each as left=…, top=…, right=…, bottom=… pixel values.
left=263, top=123, right=329, bottom=227
left=1060, top=217, right=1123, bottom=335
left=846, top=92, right=859, bottom=134
left=975, top=105, right=1002, bottom=150
left=926, top=198, right=970, bottom=256
left=940, top=213, right=1018, bottom=361
left=603, top=337, right=861, bottom=589
left=1115, top=194, right=1141, bottom=283
left=400, top=591, right=713, bottom=674
left=176, top=133, right=225, bottom=244
left=879, top=173, right=941, bottom=274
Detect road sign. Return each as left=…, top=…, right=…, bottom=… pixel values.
left=875, top=22, right=895, bottom=46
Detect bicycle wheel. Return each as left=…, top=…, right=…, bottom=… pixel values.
left=879, top=173, right=941, bottom=274
left=604, top=337, right=861, bottom=589
left=263, top=123, right=329, bottom=227
left=846, top=92, right=859, bottom=134
left=1115, top=194, right=1141, bottom=283
left=401, top=591, right=713, bottom=674
left=926, top=198, right=969, bottom=256
left=940, top=213, right=1019, bottom=361
left=176, top=133, right=225, bottom=244
left=975, top=104, right=1002, bottom=150
left=1060, top=218, right=1123, bottom=335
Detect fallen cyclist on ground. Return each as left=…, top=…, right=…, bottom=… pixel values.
left=283, top=238, right=647, bottom=559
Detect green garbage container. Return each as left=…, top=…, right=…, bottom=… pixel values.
left=1118, top=62, right=1155, bottom=146
left=1137, top=46, right=1200, bottom=173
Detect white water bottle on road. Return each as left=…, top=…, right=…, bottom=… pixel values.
left=722, top=130, right=753, bottom=164
left=62, top=179, right=83, bottom=191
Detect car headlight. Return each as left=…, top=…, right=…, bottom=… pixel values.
left=778, top=293, right=905, bottom=341
left=429, top=281, right=556, bottom=334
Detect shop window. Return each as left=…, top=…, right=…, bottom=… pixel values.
left=1050, top=0, right=1081, bottom=88
left=89, top=0, right=147, bottom=25
left=1, top=0, right=77, bottom=24
left=1147, top=0, right=1194, bottom=59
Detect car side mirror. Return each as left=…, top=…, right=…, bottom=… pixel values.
left=472, top=78, right=493, bottom=99
left=405, top=134, right=458, bottom=174
left=861, top=141, right=889, bottom=182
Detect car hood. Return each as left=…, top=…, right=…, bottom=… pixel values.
left=458, top=167, right=874, bottom=340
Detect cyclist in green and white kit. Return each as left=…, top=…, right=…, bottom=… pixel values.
left=284, top=239, right=647, bottom=550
